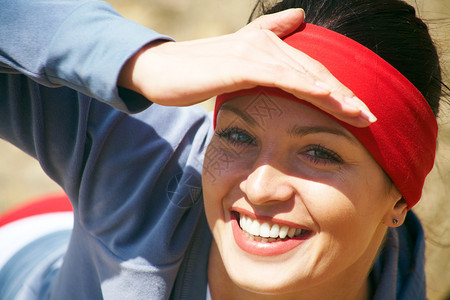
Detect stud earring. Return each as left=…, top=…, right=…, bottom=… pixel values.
left=393, top=218, right=398, bottom=225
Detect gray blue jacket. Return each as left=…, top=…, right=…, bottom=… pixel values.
left=0, top=1, right=426, bottom=299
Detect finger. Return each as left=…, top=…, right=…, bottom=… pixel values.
left=241, top=8, right=305, bottom=37
left=277, top=75, right=377, bottom=126
left=264, top=32, right=353, bottom=94
left=234, top=60, right=373, bottom=126
left=261, top=33, right=377, bottom=123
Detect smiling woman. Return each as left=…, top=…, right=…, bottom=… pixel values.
left=0, top=0, right=446, bottom=299
left=203, top=0, right=444, bottom=298
left=206, top=96, right=401, bottom=298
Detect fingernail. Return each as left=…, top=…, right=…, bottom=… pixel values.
left=344, top=96, right=377, bottom=122
left=360, top=109, right=377, bottom=123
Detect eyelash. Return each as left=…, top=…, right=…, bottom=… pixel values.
left=301, top=144, right=343, bottom=165
left=215, top=127, right=256, bottom=147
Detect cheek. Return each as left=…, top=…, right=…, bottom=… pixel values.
left=302, top=171, right=390, bottom=258
left=300, top=185, right=378, bottom=276
left=202, top=137, right=250, bottom=182
left=310, top=159, right=391, bottom=221
left=339, top=168, right=393, bottom=222
left=202, top=140, right=245, bottom=231
left=302, top=182, right=359, bottom=232
left=202, top=135, right=257, bottom=189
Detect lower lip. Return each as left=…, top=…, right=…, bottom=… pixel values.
left=231, top=214, right=309, bottom=257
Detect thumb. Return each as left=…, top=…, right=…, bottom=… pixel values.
left=241, top=8, right=305, bottom=37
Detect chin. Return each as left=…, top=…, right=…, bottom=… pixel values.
left=232, top=271, right=310, bottom=297
left=222, top=253, right=311, bottom=296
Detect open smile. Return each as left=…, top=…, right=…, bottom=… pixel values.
left=231, top=211, right=313, bottom=256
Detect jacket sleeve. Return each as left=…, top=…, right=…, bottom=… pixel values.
left=0, top=0, right=172, bottom=113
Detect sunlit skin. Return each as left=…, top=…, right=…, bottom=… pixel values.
left=202, top=95, right=405, bottom=300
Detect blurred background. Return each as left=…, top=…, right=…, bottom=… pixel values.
left=0, top=0, right=448, bottom=298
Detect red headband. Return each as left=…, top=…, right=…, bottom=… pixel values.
left=215, top=23, right=438, bottom=208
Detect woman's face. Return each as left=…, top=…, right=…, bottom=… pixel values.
left=202, top=95, right=400, bottom=296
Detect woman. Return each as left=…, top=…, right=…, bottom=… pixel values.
left=0, top=0, right=445, bottom=299
left=205, top=2, right=442, bottom=298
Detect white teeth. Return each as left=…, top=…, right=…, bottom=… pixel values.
left=260, top=222, right=271, bottom=238
left=287, top=227, right=296, bottom=238
left=245, top=217, right=252, bottom=230
left=238, top=214, right=305, bottom=240
left=279, top=225, right=289, bottom=239
left=249, top=220, right=261, bottom=236
left=269, top=224, right=280, bottom=238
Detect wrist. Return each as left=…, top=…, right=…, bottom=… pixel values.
left=117, top=40, right=169, bottom=95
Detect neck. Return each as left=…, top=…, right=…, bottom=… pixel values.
left=208, top=240, right=373, bottom=300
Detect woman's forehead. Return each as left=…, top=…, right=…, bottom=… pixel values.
left=218, top=95, right=346, bottom=129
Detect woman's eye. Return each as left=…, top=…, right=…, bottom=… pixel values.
left=216, top=128, right=256, bottom=146
left=301, top=145, right=343, bottom=165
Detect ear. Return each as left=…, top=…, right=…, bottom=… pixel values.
left=383, top=197, right=408, bottom=227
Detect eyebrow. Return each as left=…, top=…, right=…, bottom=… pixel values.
left=219, top=104, right=258, bottom=127
left=288, top=125, right=358, bottom=144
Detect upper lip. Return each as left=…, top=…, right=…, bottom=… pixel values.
left=231, top=207, right=313, bottom=231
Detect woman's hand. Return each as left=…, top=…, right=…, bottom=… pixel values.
left=118, top=9, right=376, bottom=127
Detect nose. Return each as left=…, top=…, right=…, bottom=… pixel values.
left=239, top=164, right=295, bottom=205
